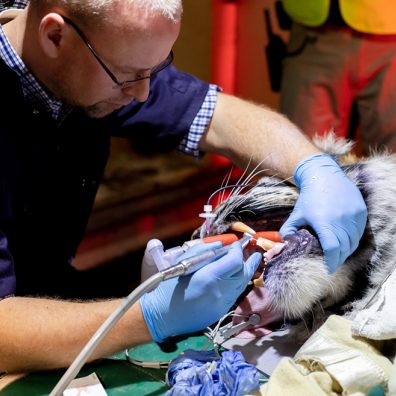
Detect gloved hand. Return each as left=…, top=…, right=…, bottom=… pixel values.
left=280, top=153, right=367, bottom=273
left=140, top=242, right=261, bottom=343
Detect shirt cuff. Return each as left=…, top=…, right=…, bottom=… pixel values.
left=177, top=84, right=221, bottom=157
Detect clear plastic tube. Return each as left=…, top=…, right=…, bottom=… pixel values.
left=199, top=204, right=217, bottom=238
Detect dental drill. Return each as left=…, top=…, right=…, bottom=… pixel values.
left=49, top=233, right=253, bottom=396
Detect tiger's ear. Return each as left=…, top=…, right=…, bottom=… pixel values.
left=38, top=13, right=68, bottom=59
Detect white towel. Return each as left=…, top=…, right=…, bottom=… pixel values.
left=351, top=266, right=396, bottom=340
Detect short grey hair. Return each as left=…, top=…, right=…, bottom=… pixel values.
left=30, top=0, right=182, bottom=24
left=128, top=0, right=182, bottom=21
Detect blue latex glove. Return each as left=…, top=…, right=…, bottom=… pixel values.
left=280, top=153, right=367, bottom=273
left=140, top=242, right=261, bottom=343
left=176, top=241, right=223, bottom=262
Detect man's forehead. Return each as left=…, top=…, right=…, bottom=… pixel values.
left=107, top=1, right=181, bottom=30
left=95, top=5, right=180, bottom=71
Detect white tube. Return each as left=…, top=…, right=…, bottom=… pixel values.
left=49, top=272, right=164, bottom=396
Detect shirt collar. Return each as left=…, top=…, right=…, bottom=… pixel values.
left=0, top=21, right=70, bottom=120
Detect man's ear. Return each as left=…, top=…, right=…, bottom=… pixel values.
left=38, top=13, right=68, bottom=58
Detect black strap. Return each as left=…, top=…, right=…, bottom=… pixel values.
left=327, top=0, right=347, bottom=26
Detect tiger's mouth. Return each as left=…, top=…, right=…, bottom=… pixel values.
left=194, top=210, right=323, bottom=285
left=193, top=196, right=330, bottom=322
left=191, top=194, right=326, bottom=293
left=263, top=229, right=322, bottom=275
left=192, top=205, right=293, bottom=239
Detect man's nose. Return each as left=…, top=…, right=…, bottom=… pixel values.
left=122, top=78, right=150, bottom=102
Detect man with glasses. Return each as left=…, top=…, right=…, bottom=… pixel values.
left=0, top=0, right=366, bottom=372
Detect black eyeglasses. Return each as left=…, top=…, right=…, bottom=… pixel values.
left=62, top=15, right=174, bottom=89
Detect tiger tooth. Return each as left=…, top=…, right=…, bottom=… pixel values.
left=230, top=221, right=256, bottom=235
left=263, top=242, right=286, bottom=260
left=253, top=277, right=264, bottom=287
left=256, top=237, right=276, bottom=251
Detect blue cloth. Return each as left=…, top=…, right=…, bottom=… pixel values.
left=367, top=385, right=385, bottom=396
left=0, top=52, right=210, bottom=298
left=166, top=349, right=260, bottom=396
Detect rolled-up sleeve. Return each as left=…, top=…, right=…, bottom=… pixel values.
left=178, top=84, right=220, bottom=157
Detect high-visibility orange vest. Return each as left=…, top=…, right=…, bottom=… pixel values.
left=282, top=0, right=396, bottom=34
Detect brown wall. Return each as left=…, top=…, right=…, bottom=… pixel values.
left=236, top=0, right=289, bottom=109
left=173, top=0, right=212, bottom=82
left=173, top=0, right=289, bottom=110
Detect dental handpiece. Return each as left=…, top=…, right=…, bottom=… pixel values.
left=160, top=232, right=253, bottom=281
left=50, top=232, right=253, bottom=396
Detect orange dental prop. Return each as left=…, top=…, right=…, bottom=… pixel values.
left=202, top=233, right=239, bottom=245
left=182, top=233, right=239, bottom=249
left=255, top=237, right=276, bottom=251
left=253, top=231, right=281, bottom=243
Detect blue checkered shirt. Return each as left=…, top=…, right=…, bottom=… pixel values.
left=0, top=0, right=219, bottom=157
left=0, top=0, right=28, bottom=10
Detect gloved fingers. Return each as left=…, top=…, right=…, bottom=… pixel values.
left=355, top=207, right=368, bottom=239
left=243, top=252, right=262, bottom=284
left=279, top=207, right=305, bottom=238
left=177, top=241, right=222, bottom=263
left=317, top=225, right=352, bottom=273
left=347, top=220, right=362, bottom=254
left=219, top=252, right=262, bottom=304
left=199, top=242, right=244, bottom=279
left=334, top=224, right=353, bottom=269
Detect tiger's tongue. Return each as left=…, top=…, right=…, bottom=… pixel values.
left=233, top=286, right=283, bottom=339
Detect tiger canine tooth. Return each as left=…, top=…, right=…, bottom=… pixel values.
left=263, top=242, right=286, bottom=260
left=253, top=277, right=264, bottom=287
left=248, top=277, right=264, bottom=287
left=231, top=221, right=256, bottom=235
left=256, top=237, right=276, bottom=251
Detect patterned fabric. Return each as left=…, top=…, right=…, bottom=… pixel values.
left=178, top=84, right=220, bottom=157
left=0, top=0, right=28, bottom=11
left=0, top=25, right=69, bottom=119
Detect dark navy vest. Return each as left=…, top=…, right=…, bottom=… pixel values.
left=0, top=61, right=209, bottom=298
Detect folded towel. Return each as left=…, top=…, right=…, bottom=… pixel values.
left=351, top=266, right=396, bottom=340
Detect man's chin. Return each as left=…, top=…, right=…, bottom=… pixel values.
left=81, top=103, right=123, bottom=118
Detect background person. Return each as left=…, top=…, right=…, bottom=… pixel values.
left=280, top=0, right=396, bottom=154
